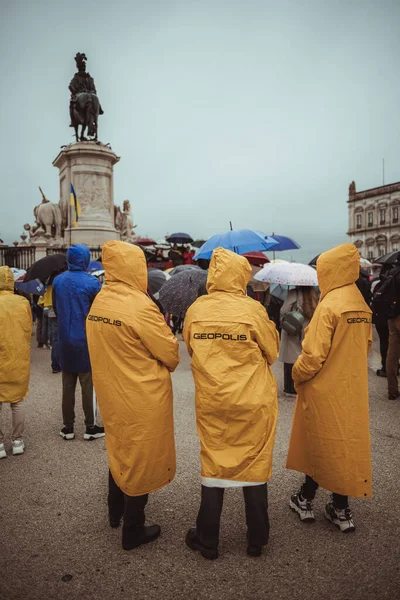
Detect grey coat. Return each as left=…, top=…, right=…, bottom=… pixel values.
left=279, top=289, right=310, bottom=364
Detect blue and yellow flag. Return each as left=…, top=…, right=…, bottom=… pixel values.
left=70, top=183, right=82, bottom=227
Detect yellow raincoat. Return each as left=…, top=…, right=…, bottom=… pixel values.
left=286, top=243, right=372, bottom=498
left=86, top=241, right=180, bottom=496
left=0, top=266, right=32, bottom=403
left=183, top=248, right=279, bottom=486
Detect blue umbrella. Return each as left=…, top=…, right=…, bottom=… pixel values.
left=88, top=260, right=102, bottom=272
left=194, top=229, right=278, bottom=260
left=166, top=232, right=194, bottom=244
left=15, top=279, right=45, bottom=295
left=269, top=235, right=300, bottom=252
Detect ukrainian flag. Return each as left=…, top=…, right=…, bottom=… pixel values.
left=70, top=183, right=81, bottom=227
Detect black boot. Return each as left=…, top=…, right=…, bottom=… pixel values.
left=185, top=528, right=218, bottom=560
left=122, top=524, right=161, bottom=551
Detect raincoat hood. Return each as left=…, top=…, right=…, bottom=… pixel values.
left=317, top=243, right=359, bottom=299
left=67, top=244, right=91, bottom=272
left=0, top=266, right=14, bottom=293
left=207, top=247, right=252, bottom=295
left=102, top=240, right=148, bottom=293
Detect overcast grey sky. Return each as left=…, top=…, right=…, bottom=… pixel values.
left=1, top=0, right=400, bottom=261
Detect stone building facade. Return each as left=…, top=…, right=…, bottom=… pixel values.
left=347, top=180, right=400, bottom=261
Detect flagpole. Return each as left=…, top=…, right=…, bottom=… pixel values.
left=69, top=203, right=72, bottom=247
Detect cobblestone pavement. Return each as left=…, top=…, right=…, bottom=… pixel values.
left=0, top=334, right=399, bottom=600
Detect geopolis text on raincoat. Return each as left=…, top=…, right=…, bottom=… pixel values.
left=0, top=266, right=32, bottom=403
left=86, top=241, right=180, bottom=497
left=184, top=247, right=279, bottom=486
left=286, top=243, right=373, bottom=498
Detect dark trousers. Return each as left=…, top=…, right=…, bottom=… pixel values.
left=375, top=317, right=389, bottom=371
left=196, top=484, right=269, bottom=549
left=108, top=471, right=149, bottom=545
left=301, top=475, right=348, bottom=510
left=48, top=317, right=60, bottom=371
left=386, top=316, right=400, bottom=395
left=62, top=371, right=94, bottom=427
left=284, top=363, right=296, bottom=394
left=41, top=310, right=49, bottom=346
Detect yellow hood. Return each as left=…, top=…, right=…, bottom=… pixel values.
left=317, top=243, right=360, bottom=299
left=102, top=240, right=148, bottom=293
left=0, top=266, right=14, bottom=293
left=206, top=247, right=252, bottom=295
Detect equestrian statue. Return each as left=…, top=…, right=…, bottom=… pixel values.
left=69, top=52, right=104, bottom=142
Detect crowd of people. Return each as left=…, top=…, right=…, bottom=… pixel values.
left=1, top=237, right=397, bottom=558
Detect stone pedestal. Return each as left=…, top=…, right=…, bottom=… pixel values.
left=53, top=142, right=120, bottom=247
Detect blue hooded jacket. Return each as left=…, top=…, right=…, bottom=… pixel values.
left=53, top=245, right=101, bottom=372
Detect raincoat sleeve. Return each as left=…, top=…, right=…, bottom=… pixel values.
left=292, top=305, right=336, bottom=387
left=253, top=307, right=280, bottom=366
left=136, top=302, right=180, bottom=372
left=182, top=309, right=193, bottom=357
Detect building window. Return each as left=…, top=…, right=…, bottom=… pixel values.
left=393, top=245, right=399, bottom=252
left=393, top=207, right=399, bottom=223
left=380, top=209, right=386, bottom=225
left=367, top=250, right=374, bottom=260
left=367, top=212, right=373, bottom=226
left=356, top=214, right=362, bottom=229
left=378, top=245, right=385, bottom=256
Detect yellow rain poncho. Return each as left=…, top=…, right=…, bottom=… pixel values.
left=86, top=241, right=180, bottom=496
left=0, top=266, right=32, bottom=403
left=183, top=248, right=279, bottom=486
left=286, top=243, right=372, bottom=498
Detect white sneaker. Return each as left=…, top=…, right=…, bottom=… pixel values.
left=289, top=490, right=315, bottom=522
left=12, top=440, right=25, bottom=456
left=0, top=443, right=6, bottom=459
left=325, top=502, right=355, bottom=533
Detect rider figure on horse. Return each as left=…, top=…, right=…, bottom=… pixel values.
left=69, top=53, right=104, bottom=141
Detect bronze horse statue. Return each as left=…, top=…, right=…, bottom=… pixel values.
left=69, top=53, right=104, bottom=142
left=71, top=92, right=103, bottom=142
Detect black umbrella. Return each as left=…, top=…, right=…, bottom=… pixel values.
left=308, top=255, right=319, bottom=266
left=147, top=269, right=169, bottom=295
left=192, top=239, right=207, bottom=248
left=166, top=232, right=194, bottom=244
left=25, top=254, right=67, bottom=282
left=374, top=251, right=400, bottom=265
left=159, top=269, right=207, bottom=316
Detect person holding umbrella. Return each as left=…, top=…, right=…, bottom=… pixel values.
left=287, top=244, right=372, bottom=532
left=183, top=248, right=279, bottom=559
left=53, top=245, right=103, bottom=441
left=86, top=241, right=180, bottom=550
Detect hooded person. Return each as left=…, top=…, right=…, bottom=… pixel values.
left=53, top=244, right=103, bottom=441
left=86, top=241, right=180, bottom=551
left=183, top=247, right=279, bottom=560
left=287, top=243, right=372, bottom=533
left=0, top=266, right=32, bottom=458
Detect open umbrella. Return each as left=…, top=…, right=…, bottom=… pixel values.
left=192, top=239, right=207, bottom=248
left=374, top=251, right=400, bottom=265
left=11, top=268, right=26, bottom=281
left=243, top=251, right=270, bottom=266
left=159, top=269, right=207, bottom=316
left=255, top=262, right=318, bottom=286
left=147, top=269, right=170, bottom=295
left=15, top=279, right=45, bottom=295
left=169, top=264, right=202, bottom=276
left=194, top=229, right=278, bottom=260
left=269, top=235, right=300, bottom=252
left=134, top=237, right=157, bottom=246
left=88, top=260, right=102, bottom=272
left=25, top=254, right=67, bottom=282
left=167, top=232, right=194, bottom=244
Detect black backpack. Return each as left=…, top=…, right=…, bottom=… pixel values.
left=372, top=266, right=400, bottom=319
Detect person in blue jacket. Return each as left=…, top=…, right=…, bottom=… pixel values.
left=53, top=245, right=104, bottom=441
